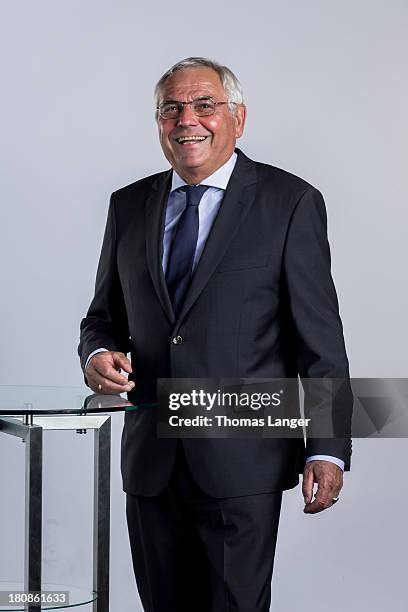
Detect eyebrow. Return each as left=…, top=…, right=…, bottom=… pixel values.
left=160, top=95, right=214, bottom=104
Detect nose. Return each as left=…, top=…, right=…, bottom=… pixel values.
left=177, top=103, right=198, bottom=127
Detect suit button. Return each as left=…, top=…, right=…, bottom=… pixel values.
left=172, top=335, right=183, bottom=345
left=129, top=335, right=132, bottom=341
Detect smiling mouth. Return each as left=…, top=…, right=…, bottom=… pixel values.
left=175, top=136, right=209, bottom=145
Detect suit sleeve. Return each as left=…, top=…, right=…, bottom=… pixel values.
left=78, top=193, right=131, bottom=374
left=282, top=187, right=353, bottom=469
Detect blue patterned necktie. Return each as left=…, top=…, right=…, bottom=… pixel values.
left=165, top=184, right=209, bottom=317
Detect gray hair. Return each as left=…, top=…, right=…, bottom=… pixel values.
left=154, top=57, right=244, bottom=115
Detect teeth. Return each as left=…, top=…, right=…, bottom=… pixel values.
left=177, top=136, right=207, bottom=143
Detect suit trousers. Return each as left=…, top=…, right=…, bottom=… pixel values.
left=126, top=441, right=283, bottom=612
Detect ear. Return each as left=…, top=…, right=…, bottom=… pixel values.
left=234, top=104, right=246, bottom=139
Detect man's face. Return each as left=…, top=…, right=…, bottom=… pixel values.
left=157, top=67, right=246, bottom=183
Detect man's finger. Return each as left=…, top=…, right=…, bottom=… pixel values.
left=112, top=352, right=133, bottom=374
left=302, top=466, right=315, bottom=505
left=91, top=378, right=135, bottom=394
left=86, top=367, right=135, bottom=393
left=304, top=482, right=339, bottom=514
left=304, top=499, right=331, bottom=514
left=92, top=361, right=131, bottom=386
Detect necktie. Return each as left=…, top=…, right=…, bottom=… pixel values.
left=166, top=184, right=209, bottom=317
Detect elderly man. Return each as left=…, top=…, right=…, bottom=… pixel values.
left=79, top=57, right=351, bottom=612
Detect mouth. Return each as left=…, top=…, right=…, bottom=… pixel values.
left=175, top=135, right=209, bottom=146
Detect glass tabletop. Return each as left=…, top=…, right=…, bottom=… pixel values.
left=0, top=385, right=134, bottom=415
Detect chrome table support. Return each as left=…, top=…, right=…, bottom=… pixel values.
left=93, top=418, right=110, bottom=612
left=25, top=424, right=43, bottom=612
left=0, top=414, right=111, bottom=612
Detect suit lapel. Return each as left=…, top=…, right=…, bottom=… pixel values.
left=175, top=150, right=257, bottom=326
left=145, top=169, right=174, bottom=324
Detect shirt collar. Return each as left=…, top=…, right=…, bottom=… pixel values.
left=170, top=151, right=238, bottom=193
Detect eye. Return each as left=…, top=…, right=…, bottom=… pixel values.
left=193, top=99, right=215, bottom=114
left=162, top=103, right=178, bottom=113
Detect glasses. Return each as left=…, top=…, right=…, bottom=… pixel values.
left=157, top=97, right=236, bottom=119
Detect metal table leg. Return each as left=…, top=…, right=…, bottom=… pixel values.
left=1, top=414, right=111, bottom=611
left=24, top=424, right=43, bottom=612
left=93, top=418, right=111, bottom=612
left=0, top=417, right=43, bottom=612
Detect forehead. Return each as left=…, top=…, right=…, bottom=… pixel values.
left=160, top=67, right=226, bottom=101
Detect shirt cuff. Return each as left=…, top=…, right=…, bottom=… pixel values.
left=306, top=455, right=345, bottom=471
left=85, top=348, right=109, bottom=370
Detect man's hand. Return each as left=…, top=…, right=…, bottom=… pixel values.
left=85, top=351, right=135, bottom=394
left=302, top=460, right=343, bottom=514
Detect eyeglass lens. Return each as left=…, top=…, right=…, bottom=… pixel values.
left=160, top=99, right=216, bottom=118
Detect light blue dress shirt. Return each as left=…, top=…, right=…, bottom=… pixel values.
left=162, top=151, right=238, bottom=275
left=86, top=151, right=344, bottom=471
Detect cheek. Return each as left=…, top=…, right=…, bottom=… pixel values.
left=201, top=116, right=223, bottom=136
left=206, top=117, right=219, bottom=130
left=204, top=116, right=232, bottom=141
left=158, top=122, right=173, bottom=144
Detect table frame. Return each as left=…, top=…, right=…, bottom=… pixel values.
left=0, top=414, right=111, bottom=612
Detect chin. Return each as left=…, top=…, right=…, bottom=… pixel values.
left=176, top=153, right=208, bottom=168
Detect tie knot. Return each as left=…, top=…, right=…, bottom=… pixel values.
left=184, top=184, right=209, bottom=207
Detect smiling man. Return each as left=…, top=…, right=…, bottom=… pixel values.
left=79, top=57, right=352, bottom=611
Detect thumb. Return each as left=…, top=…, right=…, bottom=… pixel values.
left=302, top=465, right=315, bottom=505
left=112, top=352, right=132, bottom=374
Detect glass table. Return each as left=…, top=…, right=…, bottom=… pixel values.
left=0, top=386, right=134, bottom=612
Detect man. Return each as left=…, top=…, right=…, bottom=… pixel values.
left=79, top=57, right=352, bottom=611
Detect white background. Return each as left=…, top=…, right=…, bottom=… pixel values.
left=1, top=1, right=407, bottom=610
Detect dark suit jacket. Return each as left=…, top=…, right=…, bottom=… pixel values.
left=78, top=148, right=352, bottom=497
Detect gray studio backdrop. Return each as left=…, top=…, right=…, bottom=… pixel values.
left=1, top=1, right=407, bottom=610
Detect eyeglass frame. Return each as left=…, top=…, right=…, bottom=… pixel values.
left=156, top=97, right=238, bottom=119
